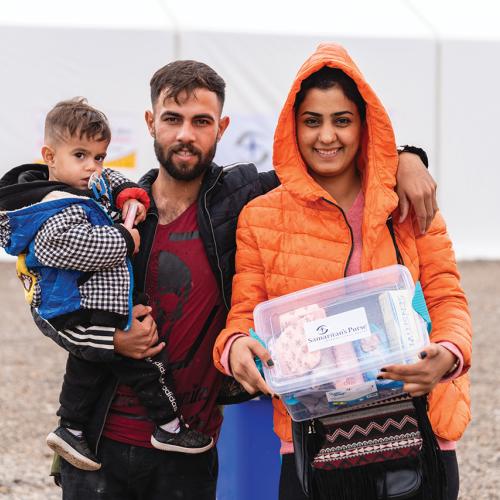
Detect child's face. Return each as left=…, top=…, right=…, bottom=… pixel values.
left=43, top=136, right=109, bottom=190
left=296, top=85, right=362, bottom=183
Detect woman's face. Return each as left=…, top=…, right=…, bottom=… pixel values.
left=296, top=85, right=362, bottom=182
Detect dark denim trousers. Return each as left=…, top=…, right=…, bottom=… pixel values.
left=279, top=450, right=459, bottom=500
left=60, top=437, right=218, bottom=500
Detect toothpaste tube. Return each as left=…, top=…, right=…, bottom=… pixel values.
left=378, top=290, right=421, bottom=362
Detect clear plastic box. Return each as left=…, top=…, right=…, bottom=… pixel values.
left=253, top=265, right=429, bottom=421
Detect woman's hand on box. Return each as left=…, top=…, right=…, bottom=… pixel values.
left=377, top=343, right=457, bottom=397
left=229, top=335, right=276, bottom=397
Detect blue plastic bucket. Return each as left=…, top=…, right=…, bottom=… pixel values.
left=217, top=397, right=281, bottom=499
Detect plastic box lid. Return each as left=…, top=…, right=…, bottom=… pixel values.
left=254, top=265, right=429, bottom=395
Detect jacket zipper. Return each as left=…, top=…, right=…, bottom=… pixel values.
left=143, top=211, right=159, bottom=293
left=203, top=169, right=229, bottom=310
left=321, top=197, right=354, bottom=277
left=124, top=259, right=134, bottom=330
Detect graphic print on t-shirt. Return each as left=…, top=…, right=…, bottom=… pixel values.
left=103, top=204, right=226, bottom=446
left=154, top=249, right=192, bottom=345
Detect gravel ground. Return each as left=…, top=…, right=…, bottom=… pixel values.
left=0, top=261, right=498, bottom=500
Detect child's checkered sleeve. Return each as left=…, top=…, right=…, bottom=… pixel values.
left=34, top=205, right=132, bottom=271
left=104, top=168, right=150, bottom=212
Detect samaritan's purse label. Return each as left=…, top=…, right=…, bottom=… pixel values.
left=303, top=307, right=371, bottom=352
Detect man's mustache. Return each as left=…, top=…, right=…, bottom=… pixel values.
left=169, top=144, right=202, bottom=157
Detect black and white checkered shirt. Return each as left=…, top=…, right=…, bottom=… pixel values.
left=33, top=169, right=136, bottom=318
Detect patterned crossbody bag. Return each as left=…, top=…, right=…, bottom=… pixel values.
left=291, top=218, right=447, bottom=500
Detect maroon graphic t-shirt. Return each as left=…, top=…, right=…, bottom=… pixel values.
left=103, top=203, right=225, bottom=447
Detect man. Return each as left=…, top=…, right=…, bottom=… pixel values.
left=53, top=60, right=437, bottom=499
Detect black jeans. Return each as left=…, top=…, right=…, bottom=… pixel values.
left=57, top=352, right=177, bottom=429
left=60, top=437, right=218, bottom=500
left=279, top=451, right=459, bottom=500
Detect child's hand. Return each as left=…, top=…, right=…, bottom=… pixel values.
left=377, top=343, right=458, bottom=397
left=121, top=225, right=141, bottom=254
left=123, top=199, right=147, bottom=226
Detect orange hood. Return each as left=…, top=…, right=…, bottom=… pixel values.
left=273, top=43, right=399, bottom=228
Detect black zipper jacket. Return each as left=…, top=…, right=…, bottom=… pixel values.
left=81, top=162, right=279, bottom=452
left=134, top=163, right=279, bottom=310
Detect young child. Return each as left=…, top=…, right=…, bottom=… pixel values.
left=0, top=98, right=213, bottom=472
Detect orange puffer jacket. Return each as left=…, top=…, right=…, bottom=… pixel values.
left=214, top=43, right=472, bottom=444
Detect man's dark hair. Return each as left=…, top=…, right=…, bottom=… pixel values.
left=150, top=60, right=226, bottom=108
left=294, top=66, right=366, bottom=121
left=44, top=97, right=111, bottom=144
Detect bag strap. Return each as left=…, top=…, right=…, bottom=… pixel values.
left=386, top=216, right=404, bottom=266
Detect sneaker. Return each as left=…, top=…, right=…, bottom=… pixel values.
left=46, top=426, right=101, bottom=471
left=151, top=424, right=214, bottom=454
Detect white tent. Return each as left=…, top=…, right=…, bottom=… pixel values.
left=409, top=0, right=500, bottom=259
left=0, top=0, right=175, bottom=176
left=166, top=0, right=437, bottom=172
left=1, top=0, right=498, bottom=259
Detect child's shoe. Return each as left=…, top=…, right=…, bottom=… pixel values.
left=46, top=426, right=101, bottom=471
left=151, top=423, right=214, bottom=454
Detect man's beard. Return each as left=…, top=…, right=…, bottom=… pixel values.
left=154, top=140, right=217, bottom=182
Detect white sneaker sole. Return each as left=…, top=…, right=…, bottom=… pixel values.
left=150, top=435, right=214, bottom=454
left=46, top=432, right=101, bottom=471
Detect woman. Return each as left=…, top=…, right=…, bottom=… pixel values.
left=214, top=43, right=471, bottom=499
